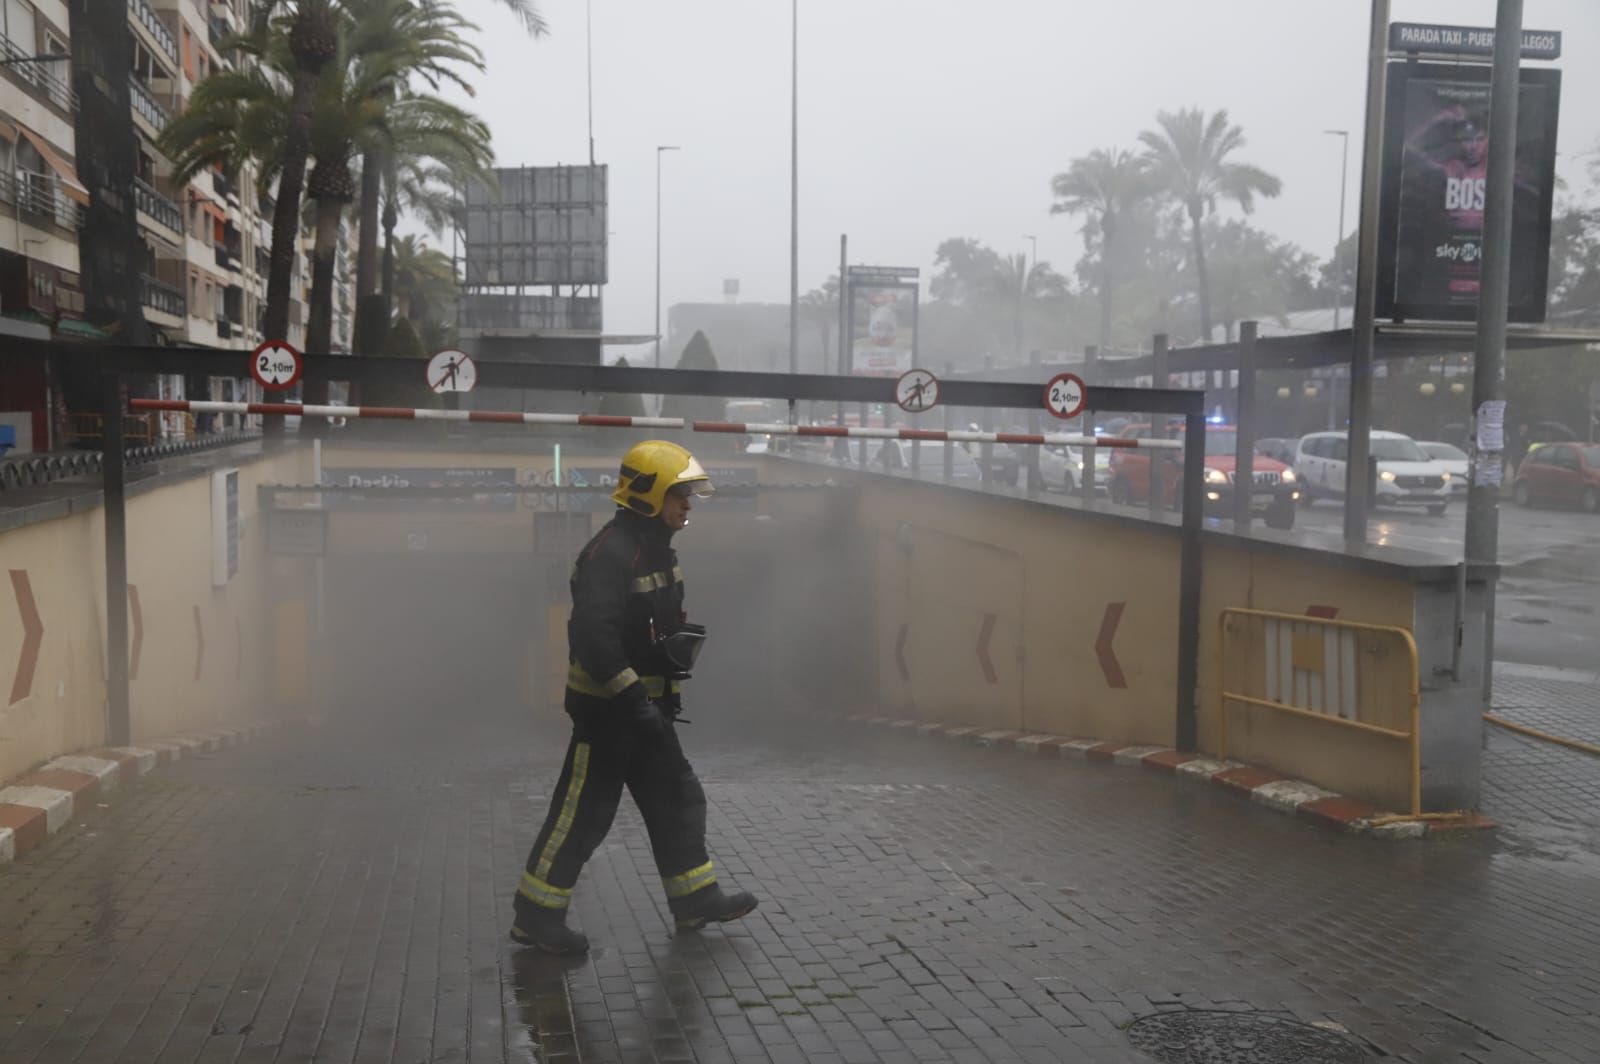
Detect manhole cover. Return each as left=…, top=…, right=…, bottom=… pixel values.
left=1126, top=1011, right=1367, bottom=1063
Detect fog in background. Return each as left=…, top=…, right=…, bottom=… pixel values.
left=431, top=0, right=1599, bottom=343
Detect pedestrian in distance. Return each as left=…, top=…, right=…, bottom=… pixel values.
left=510, top=440, right=759, bottom=955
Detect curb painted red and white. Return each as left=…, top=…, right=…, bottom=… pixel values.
left=844, top=716, right=1494, bottom=839
left=0, top=724, right=270, bottom=865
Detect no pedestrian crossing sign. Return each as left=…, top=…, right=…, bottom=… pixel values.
left=249, top=340, right=302, bottom=391
left=1043, top=372, right=1086, bottom=420
left=895, top=369, right=939, bottom=413
left=427, top=350, right=477, bottom=393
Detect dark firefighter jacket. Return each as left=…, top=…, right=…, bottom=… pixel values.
left=566, top=508, right=687, bottom=705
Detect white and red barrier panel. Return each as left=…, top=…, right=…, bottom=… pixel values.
left=128, top=399, right=1183, bottom=450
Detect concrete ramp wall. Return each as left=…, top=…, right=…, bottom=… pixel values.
left=0, top=447, right=312, bottom=783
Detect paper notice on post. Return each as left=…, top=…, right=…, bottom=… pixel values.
left=1474, top=460, right=1504, bottom=487
left=1477, top=400, right=1506, bottom=452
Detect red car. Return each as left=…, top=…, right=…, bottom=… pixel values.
left=1512, top=442, right=1600, bottom=512
left=1108, top=423, right=1300, bottom=529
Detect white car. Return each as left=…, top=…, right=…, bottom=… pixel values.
left=1036, top=444, right=1109, bottom=494
left=1293, top=430, right=1454, bottom=514
left=1418, top=441, right=1469, bottom=496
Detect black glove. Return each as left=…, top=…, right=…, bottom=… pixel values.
left=658, top=692, right=690, bottom=725
left=617, top=682, right=667, bottom=738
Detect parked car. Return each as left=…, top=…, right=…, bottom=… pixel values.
left=1417, top=440, right=1469, bottom=496
left=1293, top=430, right=1453, bottom=515
left=1036, top=444, right=1109, bottom=494
left=1512, top=442, right=1600, bottom=512
left=1107, top=422, right=1299, bottom=529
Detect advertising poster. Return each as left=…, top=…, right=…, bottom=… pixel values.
left=850, top=284, right=918, bottom=377
left=1377, top=63, right=1561, bottom=323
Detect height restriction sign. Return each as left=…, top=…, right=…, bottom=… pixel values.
left=1043, top=372, right=1086, bottom=420
left=250, top=340, right=302, bottom=391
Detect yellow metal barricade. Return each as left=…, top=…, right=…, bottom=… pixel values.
left=66, top=412, right=157, bottom=444
left=1219, top=608, right=1421, bottom=815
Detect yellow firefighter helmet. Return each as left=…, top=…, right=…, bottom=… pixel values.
left=610, top=440, right=715, bottom=517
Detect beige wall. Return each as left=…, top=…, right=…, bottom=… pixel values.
left=1, top=447, right=312, bottom=783
left=816, top=464, right=1423, bottom=809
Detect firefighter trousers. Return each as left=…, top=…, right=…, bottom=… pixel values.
left=514, top=706, right=716, bottom=921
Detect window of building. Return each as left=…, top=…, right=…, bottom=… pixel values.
left=2, top=1, right=38, bottom=55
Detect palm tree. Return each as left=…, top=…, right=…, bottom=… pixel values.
left=1138, top=108, right=1281, bottom=341
left=237, top=1, right=341, bottom=353
left=301, top=38, right=491, bottom=379
left=344, top=0, right=510, bottom=354
left=390, top=233, right=456, bottom=323
left=991, top=252, right=1068, bottom=361
left=801, top=275, right=839, bottom=374
left=1050, top=147, right=1150, bottom=352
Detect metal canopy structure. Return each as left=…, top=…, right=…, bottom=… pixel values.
left=980, top=324, right=1600, bottom=382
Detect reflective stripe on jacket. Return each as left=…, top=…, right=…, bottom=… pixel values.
left=566, top=508, right=688, bottom=704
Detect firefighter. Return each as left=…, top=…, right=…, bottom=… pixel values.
left=510, top=440, right=759, bottom=955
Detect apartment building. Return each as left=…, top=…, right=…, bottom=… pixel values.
left=0, top=0, right=86, bottom=335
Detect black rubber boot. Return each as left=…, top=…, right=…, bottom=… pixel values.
left=671, top=885, right=759, bottom=932
left=509, top=908, right=589, bottom=956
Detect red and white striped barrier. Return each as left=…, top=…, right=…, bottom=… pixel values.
left=128, top=399, right=1183, bottom=450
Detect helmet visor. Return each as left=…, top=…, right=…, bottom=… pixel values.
left=668, top=478, right=714, bottom=501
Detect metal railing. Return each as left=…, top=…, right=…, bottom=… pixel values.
left=0, top=35, right=77, bottom=111
left=140, top=274, right=187, bottom=318
left=129, top=76, right=169, bottom=131
left=16, top=170, right=85, bottom=229
left=134, top=177, right=183, bottom=233
left=1218, top=608, right=1421, bottom=815
left=2, top=423, right=260, bottom=493
left=129, top=0, right=179, bottom=65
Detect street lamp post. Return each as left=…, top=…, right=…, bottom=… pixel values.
left=654, top=145, right=679, bottom=371
left=1324, top=130, right=1350, bottom=330
left=788, top=0, right=799, bottom=387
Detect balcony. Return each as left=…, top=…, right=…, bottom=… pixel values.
left=129, top=0, right=179, bottom=66
left=255, top=247, right=271, bottom=277
left=14, top=171, right=85, bottom=230
left=140, top=274, right=186, bottom=319
left=0, top=35, right=78, bottom=112
left=134, top=177, right=183, bottom=235
left=212, top=169, right=235, bottom=201
left=129, top=77, right=169, bottom=132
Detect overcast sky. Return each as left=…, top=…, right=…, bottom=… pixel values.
left=441, top=0, right=1600, bottom=355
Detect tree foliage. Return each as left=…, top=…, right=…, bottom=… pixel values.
left=1139, top=108, right=1282, bottom=340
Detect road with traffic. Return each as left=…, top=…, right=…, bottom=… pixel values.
left=1293, top=499, right=1600, bottom=672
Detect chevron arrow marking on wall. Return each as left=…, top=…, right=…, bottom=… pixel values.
left=1096, top=602, right=1127, bottom=689
left=9, top=570, right=43, bottom=705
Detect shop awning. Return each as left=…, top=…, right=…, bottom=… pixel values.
left=15, top=124, right=89, bottom=205
left=55, top=317, right=112, bottom=341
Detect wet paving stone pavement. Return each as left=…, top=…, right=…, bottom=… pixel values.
left=2, top=699, right=1597, bottom=1063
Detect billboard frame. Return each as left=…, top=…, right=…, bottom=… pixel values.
left=848, top=281, right=920, bottom=378
left=459, top=164, right=609, bottom=290
left=1375, top=61, right=1561, bottom=324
